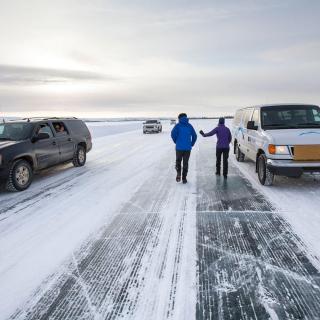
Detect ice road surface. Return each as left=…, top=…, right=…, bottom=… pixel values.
left=0, top=120, right=320, bottom=320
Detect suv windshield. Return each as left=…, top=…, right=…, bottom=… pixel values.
left=146, top=120, right=158, bottom=124
left=261, top=105, right=320, bottom=130
left=0, top=123, right=34, bottom=141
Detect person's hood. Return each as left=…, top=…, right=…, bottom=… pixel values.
left=179, top=116, right=189, bottom=125
left=218, top=117, right=225, bottom=125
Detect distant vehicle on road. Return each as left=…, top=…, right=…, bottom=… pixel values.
left=232, top=104, right=320, bottom=185
left=0, top=117, right=92, bottom=191
left=170, top=119, right=176, bottom=125
left=143, top=120, right=162, bottom=134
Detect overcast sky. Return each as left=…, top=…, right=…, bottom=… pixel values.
left=0, top=0, right=319, bottom=118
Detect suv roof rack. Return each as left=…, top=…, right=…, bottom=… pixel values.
left=21, top=117, right=78, bottom=122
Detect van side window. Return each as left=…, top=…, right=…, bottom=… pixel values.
left=233, top=110, right=243, bottom=125
left=243, top=109, right=253, bottom=126
left=252, top=109, right=260, bottom=125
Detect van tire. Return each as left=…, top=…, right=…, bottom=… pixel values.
left=6, top=159, right=33, bottom=192
left=236, top=144, right=245, bottom=162
left=257, top=154, right=274, bottom=186
left=73, top=145, right=86, bottom=167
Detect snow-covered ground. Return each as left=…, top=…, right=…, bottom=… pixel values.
left=0, top=120, right=320, bottom=319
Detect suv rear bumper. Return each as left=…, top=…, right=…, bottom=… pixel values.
left=266, top=159, right=320, bottom=177
left=144, top=128, right=159, bottom=132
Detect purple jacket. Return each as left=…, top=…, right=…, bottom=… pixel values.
left=203, top=124, right=232, bottom=149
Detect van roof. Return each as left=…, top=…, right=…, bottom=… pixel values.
left=238, top=104, right=319, bottom=111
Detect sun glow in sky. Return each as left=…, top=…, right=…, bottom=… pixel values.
left=0, top=0, right=320, bottom=118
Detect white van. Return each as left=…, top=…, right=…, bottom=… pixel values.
left=232, top=104, right=320, bottom=185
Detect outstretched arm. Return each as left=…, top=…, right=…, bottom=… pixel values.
left=201, top=127, right=217, bottom=137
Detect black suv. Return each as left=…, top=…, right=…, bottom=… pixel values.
left=0, top=117, right=92, bottom=191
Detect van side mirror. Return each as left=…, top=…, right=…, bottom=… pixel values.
left=32, top=132, right=50, bottom=142
left=247, top=121, right=258, bottom=130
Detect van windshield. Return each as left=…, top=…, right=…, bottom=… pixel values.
left=261, top=105, right=320, bottom=130
left=0, top=123, right=34, bottom=141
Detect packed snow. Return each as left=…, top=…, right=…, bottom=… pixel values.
left=0, top=120, right=319, bottom=319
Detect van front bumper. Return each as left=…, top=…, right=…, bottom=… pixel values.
left=267, top=159, right=320, bottom=177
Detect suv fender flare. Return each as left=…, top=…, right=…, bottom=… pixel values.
left=12, top=155, right=34, bottom=171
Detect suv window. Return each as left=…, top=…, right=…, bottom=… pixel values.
left=146, top=120, right=158, bottom=124
left=37, top=124, right=54, bottom=138
left=52, top=122, right=68, bottom=134
left=0, top=123, right=34, bottom=141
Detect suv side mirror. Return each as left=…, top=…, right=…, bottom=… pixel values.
left=247, top=121, right=258, bottom=130
left=32, top=132, right=50, bottom=142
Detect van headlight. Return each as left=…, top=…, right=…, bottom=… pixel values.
left=268, top=144, right=290, bottom=155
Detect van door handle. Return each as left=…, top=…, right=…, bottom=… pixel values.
left=52, top=141, right=57, bottom=145
left=68, top=138, right=72, bottom=142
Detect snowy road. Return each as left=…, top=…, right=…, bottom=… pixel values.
left=1, top=120, right=320, bottom=319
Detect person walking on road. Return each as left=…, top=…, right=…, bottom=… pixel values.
left=199, top=117, right=232, bottom=179
left=171, top=113, right=197, bottom=184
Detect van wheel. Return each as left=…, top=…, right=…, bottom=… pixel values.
left=236, top=144, right=245, bottom=162
left=257, top=154, right=274, bottom=186
left=73, top=145, right=86, bottom=167
left=6, top=159, right=33, bottom=192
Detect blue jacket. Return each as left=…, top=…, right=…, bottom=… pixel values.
left=171, top=117, right=197, bottom=151
left=203, top=124, right=232, bottom=149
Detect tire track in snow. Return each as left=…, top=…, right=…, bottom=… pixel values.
left=196, top=140, right=320, bottom=319
left=0, top=133, right=156, bottom=219
left=9, top=148, right=193, bottom=320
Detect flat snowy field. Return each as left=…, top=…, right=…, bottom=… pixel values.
left=0, top=120, right=320, bottom=319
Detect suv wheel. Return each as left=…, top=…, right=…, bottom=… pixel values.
left=73, top=145, right=86, bottom=167
left=235, top=144, right=245, bottom=162
left=257, top=154, right=274, bottom=186
left=6, top=159, right=33, bottom=192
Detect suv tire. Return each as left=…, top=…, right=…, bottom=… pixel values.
left=235, top=144, right=245, bottom=162
left=257, top=154, right=274, bottom=186
left=6, top=159, right=33, bottom=192
left=73, top=145, right=86, bottom=167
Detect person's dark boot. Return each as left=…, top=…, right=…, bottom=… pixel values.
left=223, top=175, right=227, bottom=179
left=176, top=174, right=181, bottom=182
left=182, top=177, right=187, bottom=184
left=215, top=171, right=221, bottom=176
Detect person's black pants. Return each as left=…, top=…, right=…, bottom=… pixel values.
left=216, top=148, right=229, bottom=176
left=176, top=150, right=191, bottom=178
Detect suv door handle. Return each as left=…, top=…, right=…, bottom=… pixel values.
left=52, top=141, right=57, bottom=145
left=68, top=138, right=72, bottom=142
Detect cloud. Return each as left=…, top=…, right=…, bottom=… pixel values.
left=0, top=64, right=114, bottom=86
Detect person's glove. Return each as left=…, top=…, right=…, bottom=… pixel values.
left=199, top=130, right=205, bottom=136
